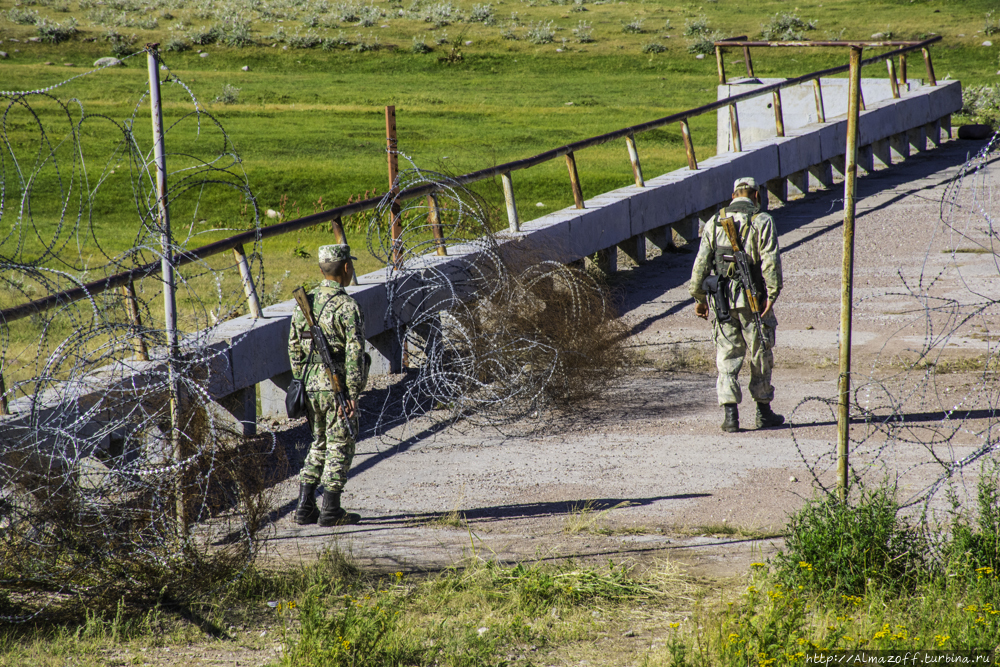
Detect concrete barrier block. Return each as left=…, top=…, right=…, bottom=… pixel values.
left=858, top=105, right=898, bottom=146
left=516, top=209, right=580, bottom=264
left=817, top=120, right=848, bottom=163
left=908, top=125, right=927, bottom=152
left=627, top=177, right=686, bottom=236
left=567, top=195, right=631, bottom=257
left=619, top=234, right=646, bottom=265
left=926, top=119, right=942, bottom=148
left=889, top=133, right=909, bottom=162
left=926, top=81, right=963, bottom=119
left=893, top=90, right=933, bottom=129
left=873, top=138, right=892, bottom=169
left=809, top=161, right=833, bottom=189
left=260, top=370, right=293, bottom=420
left=223, top=316, right=295, bottom=394
left=728, top=141, right=781, bottom=186
left=681, top=154, right=735, bottom=214
left=858, top=144, right=874, bottom=175
left=787, top=170, right=808, bottom=197
left=776, top=131, right=822, bottom=177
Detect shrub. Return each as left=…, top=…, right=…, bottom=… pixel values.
left=760, top=12, right=816, bottom=41
left=350, top=32, right=381, bottom=51
left=356, top=4, right=382, bottom=26
left=104, top=29, right=137, bottom=57
left=422, top=1, right=460, bottom=27
left=215, top=84, right=241, bottom=105
left=321, top=31, right=354, bottom=49
left=774, top=486, right=930, bottom=597
left=186, top=25, right=221, bottom=45
left=525, top=20, right=554, bottom=44
left=165, top=37, right=190, bottom=51
left=945, top=463, right=1000, bottom=580
left=8, top=7, right=39, bottom=24
left=36, top=17, right=77, bottom=43
left=287, top=29, right=322, bottom=48
left=572, top=20, right=592, bottom=43
left=621, top=16, right=644, bottom=34
left=500, top=26, right=517, bottom=40
left=986, top=10, right=1000, bottom=37
left=958, top=85, right=1000, bottom=128
left=469, top=3, right=495, bottom=25
left=682, top=16, right=710, bottom=37
left=641, top=42, right=665, bottom=53
left=411, top=34, right=432, bottom=53
left=219, top=18, right=254, bottom=47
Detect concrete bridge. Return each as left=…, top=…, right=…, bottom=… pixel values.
left=0, top=77, right=962, bottom=451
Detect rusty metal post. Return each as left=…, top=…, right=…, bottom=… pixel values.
left=565, top=152, right=584, bottom=209
left=860, top=87, right=866, bottom=111
left=147, top=44, right=186, bottom=539
left=729, top=103, right=742, bottom=152
left=121, top=281, right=149, bottom=360
left=328, top=216, right=358, bottom=285
left=887, top=58, right=900, bottom=99
left=386, top=106, right=403, bottom=266
left=427, top=194, right=447, bottom=256
left=680, top=120, right=698, bottom=170
left=743, top=45, right=754, bottom=78
left=625, top=133, right=644, bottom=187
left=922, top=47, right=936, bottom=86
left=500, top=172, right=519, bottom=232
left=899, top=53, right=907, bottom=84
left=0, top=373, right=8, bottom=416
left=812, top=79, right=826, bottom=123
left=716, top=45, right=726, bottom=85
left=772, top=90, right=785, bottom=137
left=232, top=244, right=263, bottom=318
left=837, top=45, right=864, bottom=503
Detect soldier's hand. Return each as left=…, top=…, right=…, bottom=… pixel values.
left=341, top=399, right=357, bottom=420
left=695, top=302, right=709, bottom=320
left=761, top=299, right=773, bottom=318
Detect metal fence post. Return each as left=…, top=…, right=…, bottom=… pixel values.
left=729, top=103, right=742, bottom=152
left=922, top=47, right=937, bottom=86
left=772, top=90, right=785, bottom=137
left=743, top=45, right=754, bottom=78
left=501, top=172, right=519, bottom=232
left=386, top=106, right=403, bottom=266
left=838, top=45, right=864, bottom=503
left=232, top=244, right=263, bottom=318
left=887, top=58, right=900, bottom=98
left=900, top=53, right=907, bottom=84
left=625, top=133, right=644, bottom=187
left=0, top=374, right=8, bottom=416
left=716, top=45, right=726, bottom=85
left=146, top=43, right=186, bottom=539
left=121, top=280, right=149, bottom=360
left=565, top=152, right=584, bottom=209
left=329, top=216, right=359, bottom=285
left=427, top=193, right=447, bottom=255
left=812, top=79, right=826, bottom=123
left=680, top=120, right=698, bottom=170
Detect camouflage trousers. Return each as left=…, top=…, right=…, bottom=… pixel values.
left=711, top=306, right=777, bottom=406
left=299, top=390, right=359, bottom=492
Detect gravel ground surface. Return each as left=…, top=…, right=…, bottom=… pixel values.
left=254, top=135, right=999, bottom=584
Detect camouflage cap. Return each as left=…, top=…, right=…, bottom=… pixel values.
left=318, top=244, right=357, bottom=263
left=733, top=176, right=758, bottom=191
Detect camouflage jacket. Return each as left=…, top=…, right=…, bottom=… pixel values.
left=288, top=280, right=368, bottom=400
left=689, top=197, right=783, bottom=308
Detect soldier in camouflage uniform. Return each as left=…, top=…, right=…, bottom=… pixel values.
left=689, top=177, right=785, bottom=433
left=289, top=244, right=369, bottom=527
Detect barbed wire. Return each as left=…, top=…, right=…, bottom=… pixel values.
left=0, top=53, right=275, bottom=622
left=788, top=131, right=1000, bottom=532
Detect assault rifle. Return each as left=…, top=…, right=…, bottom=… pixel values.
left=292, top=286, right=357, bottom=438
left=719, top=215, right=772, bottom=351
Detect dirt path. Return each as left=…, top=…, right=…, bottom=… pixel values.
left=255, top=135, right=997, bottom=583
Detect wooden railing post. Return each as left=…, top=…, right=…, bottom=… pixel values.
left=922, top=47, right=936, bottom=86
left=232, top=244, right=263, bottom=318
left=427, top=194, right=447, bottom=255
left=813, top=79, right=826, bottom=123
left=772, top=90, right=785, bottom=137
left=625, top=133, right=644, bottom=187
left=716, top=45, right=726, bottom=85
left=743, top=45, right=754, bottom=78
left=729, top=103, right=742, bottom=152
left=887, top=58, right=900, bottom=98
left=121, top=280, right=149, bottom=360
left=680, top=119, right=698, bottom=170
left=565, top=152, right=584, bottom=209
left=501, top=172, right=520, bottom=232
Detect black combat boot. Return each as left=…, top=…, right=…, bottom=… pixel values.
left=721, top=403, right=739, bottom=433
left=294, top=483, right=319, bottom=525
left=318, top=491, right=361, bottom=527
left=755, top=402, right=785, bottom=429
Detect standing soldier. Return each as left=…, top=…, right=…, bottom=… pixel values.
left=689, top=177, right=785, bottom=433
left=289, top=244, right=369, bottom=526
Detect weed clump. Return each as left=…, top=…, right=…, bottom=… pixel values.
left=642, top=42, right=665, bottom=54
left=760, top=12, right=816, bottom=41
left=684, top=16, right=722, bottom=55
left=572, top=20, right=593, bottom=43
left=215, top=84, right=241, bottom=105
left=946, top=464, right=1000, bottom=581
left=35, top=17, right=77, bottom=44
left=774, top=486, right=929, bottom=597
left=958, top=85, right=1000, bottom=128
left=525, top=20, right=555, bottom=44
left=621, top=16, right=644, bottom=34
